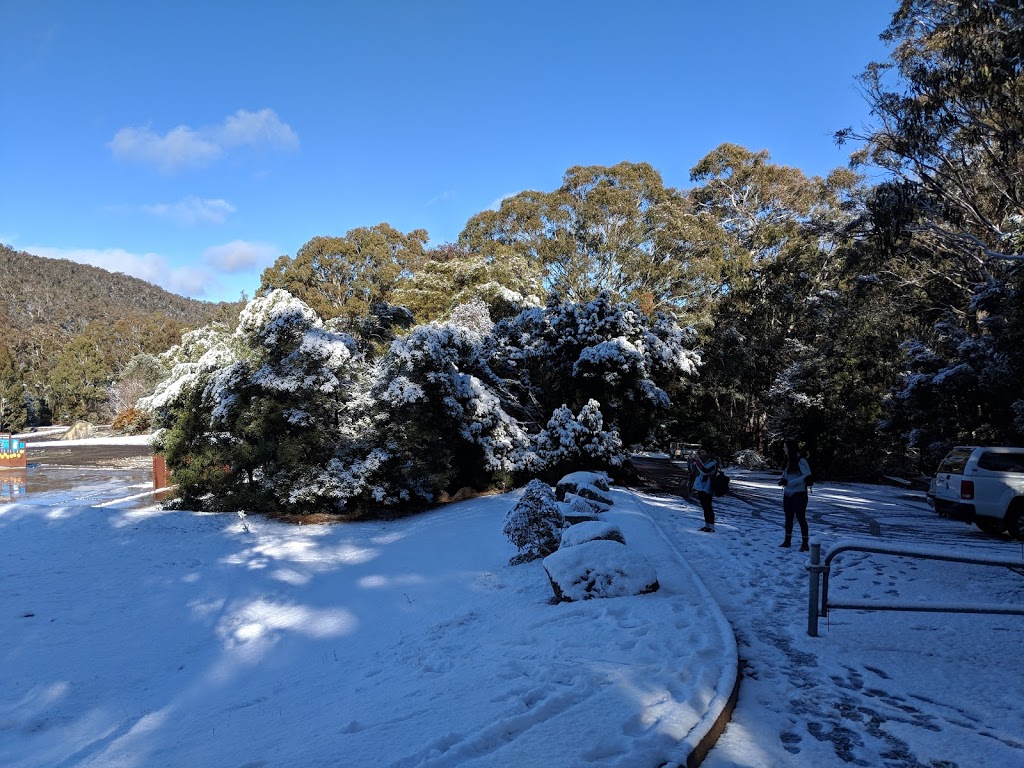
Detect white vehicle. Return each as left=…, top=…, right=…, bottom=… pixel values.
left=932, top=446, right=1024, bottom=539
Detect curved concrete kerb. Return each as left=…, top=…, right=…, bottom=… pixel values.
left=614, top=489, right=741, bottom=768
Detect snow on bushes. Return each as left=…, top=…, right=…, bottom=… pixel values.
left=540, top=470, right=658, bottom=602
left=535, top=400, right=624, bottom=474
left=373, top=321, right=537, bottom=481
left=732, top=449, right=772, bottom=470
left=503, top=479, right=566, bottom=564
left=143, top=288, right=700, bottom=517
left=489, top=291, right=700, bottom=452
left=542, top=540, right=659, bottom=602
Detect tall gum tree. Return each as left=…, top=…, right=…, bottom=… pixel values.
left=459, top=162, right=692, bottom=314
left=677, top=144, right=865, bottom=458
left=259, top=223, right=428, bottom=323
left=838, top=0, right=1024, bottom=461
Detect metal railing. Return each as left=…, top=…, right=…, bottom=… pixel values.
left=806, top=540, right=1024, bottom=636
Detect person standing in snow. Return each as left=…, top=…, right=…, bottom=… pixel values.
left=778, top=438, right=812, bottom=551
left=692, top=448, right=718, bottom=532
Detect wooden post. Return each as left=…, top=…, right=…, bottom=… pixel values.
left=153, top=454, right=169, bottom=490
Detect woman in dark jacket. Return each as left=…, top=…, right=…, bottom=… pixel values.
left=693, top=449, right=718, bottom=532
left=779, top=439, right=812, bottom=551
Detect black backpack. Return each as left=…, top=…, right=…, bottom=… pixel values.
left=712, top=469, right=730, bottom=497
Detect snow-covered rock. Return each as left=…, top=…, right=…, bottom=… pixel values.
left=564, top=491, right=611, bottom=514
left=542, top=539, right=659, bottom=602
left=555, top=501, right=600, bottom=524
left=555, top=470, right=611, bottom=500
left=559, top=521, right=626, bottom=549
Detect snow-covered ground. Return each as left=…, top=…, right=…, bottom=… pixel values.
left=644, top=471, right=1024, bottom=767
left=2, top=459, right=1023, bottom=767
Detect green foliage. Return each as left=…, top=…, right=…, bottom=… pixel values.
left=259, top=224, right=428, bottom=323
left=490, top=292, right=699, bottom=449
left=393, top=243, right=542, bottom=325
left=674, top=145, right=884, bottom=472
left=459, top=162, right=691, bottom=313
left=0, top=348, right=28, bottom=433
left=841, top=0, right=1024, bottom=464
left=368, top=321, right=532, bottom=500
left=154, top=391, right=237, bottom=510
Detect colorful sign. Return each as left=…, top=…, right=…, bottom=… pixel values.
left=0, top=433, right=27, bottom=469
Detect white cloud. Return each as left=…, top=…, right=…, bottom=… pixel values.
left=109, top=108, right=299, bottom=173
left=203, top=240, right=278, bottom=273
left=142, top=196, right=236, bottom=226
left=426, top=190, right=456, bottom=206
left=168, top=265, right=221, bottom=298
left=217, top=108, right=299, bottom=151
left=109, top=125, right=222, bottom=173
left=23, top=245, right=221, bottom=299
left=27, top=245, right=169, bottom=284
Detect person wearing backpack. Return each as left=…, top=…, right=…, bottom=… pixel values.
left=692, top=448, right=718, bottom=533
left=778, top=438, right=812, bottom=551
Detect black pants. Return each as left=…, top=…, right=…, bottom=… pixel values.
left=697, top=491, right=714, bottom=526
left=783, top=491, right=809, bottom=540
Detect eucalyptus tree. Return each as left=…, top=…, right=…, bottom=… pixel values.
left=459, top=162, right=693, bottom=314
left=259, top=223, right=429, bottom=324
left=392, top=242, right=543, bottom=325
left=839, top=0, right=1024, bottom=464
left=677, top=144, right=866, bottom=460
left=0, top=343, right=27, bottom=432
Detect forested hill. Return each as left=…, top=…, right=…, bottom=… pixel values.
left=0, top=244, right=235, bottom=335
left=0, top=244, right=243, bottom=425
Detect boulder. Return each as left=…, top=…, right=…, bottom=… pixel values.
left=564, top=491, right=611, bottom=515
left=556, top=500, right=600, bottom=525
left=542, top=539, right=659, bottom=602
left=559, top=521, right=626, bottom=549
left=60, top=421, right=95, bottom=441
left=575, top=485, right=614, bottom=507
left=555, top=470, right=611, bottom=501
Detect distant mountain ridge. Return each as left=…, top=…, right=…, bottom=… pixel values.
left=0, top=244, right=237, bottom=336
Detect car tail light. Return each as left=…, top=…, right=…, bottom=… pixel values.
left=960, top=480, right=974, bottom=500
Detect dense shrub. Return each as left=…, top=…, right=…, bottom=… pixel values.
left=111, top=406, right=151, bottom=435
left=503, top=479, right=566, bottom=564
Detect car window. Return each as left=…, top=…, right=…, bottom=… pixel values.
left=977, top=451, right=1024, bottom=473
left=938, top=447, right=974, bottom=474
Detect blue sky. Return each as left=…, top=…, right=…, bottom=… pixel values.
left=1, top=1, right=896, bottom=304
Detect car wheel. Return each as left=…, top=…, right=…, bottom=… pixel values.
left=976, top=517, right=1006, bottom=536
left=1006, top=504, right=1024, bottom=541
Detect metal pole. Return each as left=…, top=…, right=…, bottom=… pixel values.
left=807, top=542, right=822, bottom=637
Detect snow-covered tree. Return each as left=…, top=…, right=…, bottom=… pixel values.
left=534, top=400, right=624, bottom=479
left=502, top=479, right=566, bottom=564
left=142, top=292, right=368, bottom=513
left=139, top=323, right=241, bottom=507
left=489, top=292, right=699, bottom=449
left=367, top=320, right=537, bottom=502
